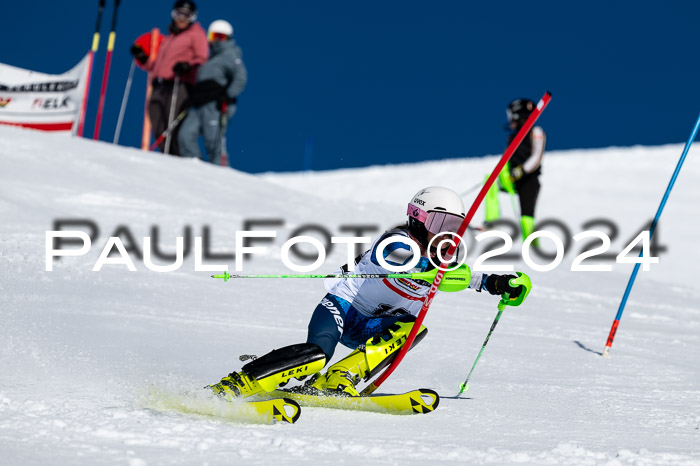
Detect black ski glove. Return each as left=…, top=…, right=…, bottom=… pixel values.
left=130, top=44, right=148, bottom=65
left=173, top=61, right=192, bottom=76
left=485, top=274, right=523, bottom=297
left=215, top=95, right=227, bottom=111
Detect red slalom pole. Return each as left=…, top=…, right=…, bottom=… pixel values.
left=93, top=0, right=121, bottom=140
left=77, top=0, right=105, bottom=137
left=361, top=91, right=552, bottom=395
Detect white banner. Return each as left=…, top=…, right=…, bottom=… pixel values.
left=0, top=54, right=90, bottom=133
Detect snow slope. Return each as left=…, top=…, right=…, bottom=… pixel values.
left=1, top=125, right=699, bottom=465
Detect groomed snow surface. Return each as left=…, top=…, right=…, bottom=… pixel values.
left=1, top=125, right=699, bottom=465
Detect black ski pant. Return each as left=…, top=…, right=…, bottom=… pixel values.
left=148, top=79, right=190, bottom=156
left=514, top=175, right=540, bottom=218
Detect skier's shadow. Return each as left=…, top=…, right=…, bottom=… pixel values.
left=573, top=340, right=603, bottom=356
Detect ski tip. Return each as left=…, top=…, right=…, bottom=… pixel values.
left=273, top=398, right=302, bottom=424
left=420, top=388, right=440, bottom=411
left=284, top=397, right=302, bottom=424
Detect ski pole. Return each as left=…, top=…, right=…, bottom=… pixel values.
left=460, top=180, right=482, bottom=198
left=77, top=0, right=106, bottom=137
left=149, top=110, right=187, bottom=151
left=164, top=75, right=181, bottom=154
left=458, top=302, right=505, bottom=394
left=113, top=59, right=135, bottom=144
left=602, top=111, right=700, bottom=358
left=211, top=265, right=473, bottom=293
left=457, top=272, right=532, bottom=395
left=220, top=100, right=229, bottom=166
left=361, top=91, right=552, bottom=396
left=93, top=0, right=121, bottom=140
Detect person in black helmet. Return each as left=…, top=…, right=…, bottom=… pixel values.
left=485, top=98, right=546, bottom=241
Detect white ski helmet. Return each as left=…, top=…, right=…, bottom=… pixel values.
left=407, top=186, right=465, bottom=245
left=208, top=20, right=233, bottom=40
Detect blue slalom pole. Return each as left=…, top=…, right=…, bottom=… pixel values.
left=602, top=112, right=700, bottom=358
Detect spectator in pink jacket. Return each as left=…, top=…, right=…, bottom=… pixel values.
left=131, top=0, right=208, bottom=156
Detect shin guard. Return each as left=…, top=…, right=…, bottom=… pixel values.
left=312, top=318, right=428, bottom=395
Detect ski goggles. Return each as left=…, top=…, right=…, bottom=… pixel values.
left=506, top=108, right=531, bottom=124
left=172, top=8, right=197, bottom=22
left=208, top=32, right=229, bottom=42
left=407, top=204, right=464, bottom=234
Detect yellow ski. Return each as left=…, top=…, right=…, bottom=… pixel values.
left=148, top=389, right=301, bottom=424
left=266, top=388, right=439, bottom=415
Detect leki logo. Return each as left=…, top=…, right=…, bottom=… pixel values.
left=281, top=366, right=308, bottom=378
left=383, top=335, right=407, bottom=355
left=0, top=97, right=11, bottom=107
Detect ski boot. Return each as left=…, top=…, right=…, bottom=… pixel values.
left=208, top=343, right=326, bottom=400
left=520, top=215, right=539, bottom=246
left=310, top=316, right=428, bottom=396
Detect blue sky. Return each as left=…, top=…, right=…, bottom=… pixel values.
left=1, top=1, right=698, bottom=172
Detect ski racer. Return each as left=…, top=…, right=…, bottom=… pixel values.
left=485, top=98, right=547, bottom=240
left=178, top=19, right=247, bottom=165
left=209, top=186, right=529, bottom=398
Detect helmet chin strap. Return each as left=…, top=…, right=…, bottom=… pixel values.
left=406, top=221, right=429, bottom=253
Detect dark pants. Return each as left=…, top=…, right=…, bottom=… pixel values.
left=307, top=294, right=413, bottom=360
left=178, top=101, right=237, bottom=165
left=515, top=175, right=540, bottom=217
left=148, top=80, right=190, bottom=156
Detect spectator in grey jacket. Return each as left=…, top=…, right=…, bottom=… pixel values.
left=178, top=19, right=247, bottom=165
